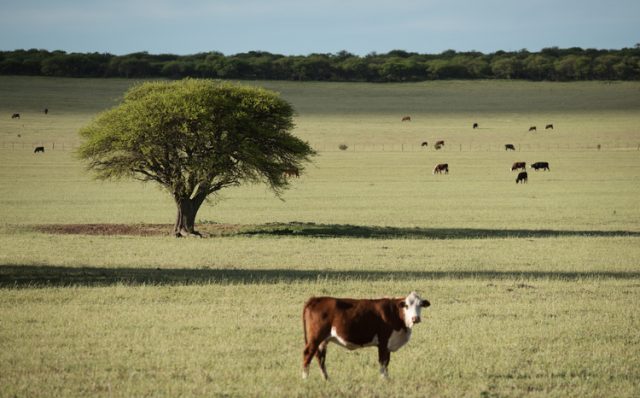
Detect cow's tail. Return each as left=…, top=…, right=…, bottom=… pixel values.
left=302, top=302, right=309, bottom=345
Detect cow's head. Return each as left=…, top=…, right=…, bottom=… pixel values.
left=399, top=291, right=430, bottom=328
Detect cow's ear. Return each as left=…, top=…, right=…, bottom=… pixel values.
left=421, top=299, right=430, bottom=308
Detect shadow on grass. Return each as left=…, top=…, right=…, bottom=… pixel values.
left=239, top=223, right=640, bottom=240
left=2, top=265, right=640, bottom=288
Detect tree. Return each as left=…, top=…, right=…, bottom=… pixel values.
left=78, top=79, right=316, bottom=237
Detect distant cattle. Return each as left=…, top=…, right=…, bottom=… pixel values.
left=434, top=144, right=442, bottom=150
left=44, top=108, right=49, bottom=115
left=435, top=140, right=445, bottom=147
left=516, top=171, right=528, bottom=184
left=505, top=144, right=515, bottom=151
left=421, top=142, right=428, bottom=147
left=11, top=113, right=20, bottom=119
left=433, top=163, right=448, bottom=174
left=283, top=167, right=300, bottom=178
left=530, top=162, right=550, bottom=171
left=473, top=123, right=479, bottom=129
left=545, top=124, right=553, bottom=130
left=401, top=116, right=411, bottom=122
left=511, top=162, right=526, bottom=171
left=34, top=146, right=45, bottom=153
left=302, top=292, right=430, bottom=380
left=528, top=126, right=537, bottom=132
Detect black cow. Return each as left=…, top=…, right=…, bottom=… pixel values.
left=34, top=146, right=45, bottom=153
left=528, top=126, right=537, bottom=132
left=530, top=162, right=550, bottom=171
left=433, top=163, right=448, bottom=174
left=44, top=108, right=49, bottom=115
left=505, top=144, right=515, bottom=151
left=421, top=142, right=428, bottom=148
left=516, top=171, right=528, bottom=184
left=473, top=123, right=478, bottom=129
left=545, top=124, right=553, bottom=130
left=11, top=113, right=20, bottom=119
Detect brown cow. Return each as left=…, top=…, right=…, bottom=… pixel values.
left=302, top=292, right=430, bottom=380
left=401, top=116, right=411, bottom=122
left=433, top=163, right=448, bottom=174
left=516, top=171, right=528, bottom=184
left=511, top=162, right=526, bottom=171
left=528, top=126, right=537, bottom=132
left=283, top=168, right=299, bottom=178
left=435, top=140, right=445, bottom=147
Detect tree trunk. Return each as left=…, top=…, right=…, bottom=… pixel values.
left=174, top=197, right=203, bottom=237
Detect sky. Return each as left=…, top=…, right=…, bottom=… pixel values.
left=1, top=0, right=638, bottom=56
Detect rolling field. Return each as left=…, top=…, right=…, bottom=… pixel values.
left=1, top=76, right=639, bottom=397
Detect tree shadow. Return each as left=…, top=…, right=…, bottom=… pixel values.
left=2, top=265, right=640, bottom=288
left=239, top=222, right=640, bottom=239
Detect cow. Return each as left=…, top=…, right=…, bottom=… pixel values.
left=473, top=123, right=479, bottom=129
left=401, top=116, right=411, bottom=122
left=530, top=161, right=550, bottom=171
left=283, top=167, right=299, bottom=178
left=528, top=126, right=537, bottom=132
left=11, top=113, right=20, bottom=119
left=545, top=124, right=553, bottom=130
left=505, top=144, right=515, bottom=151
left=421, top=141, right=428, bottom=148
left=516, top=171, right=528, bottom=184
left=302, top=292, right=430, bottom=380
left=435, top=140, right=445, bottom=147
left=44, top=108, right=49, bottom=115
left=511, top=162, right=526, bottom=171
left=433, top=163, right=448, bottom=174
left=434, top=144, right=442, bottom=150
left=34, top=146, right=45, bottom=153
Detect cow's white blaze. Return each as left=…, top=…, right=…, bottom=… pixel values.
left=402, top=291, right=425, bottom=328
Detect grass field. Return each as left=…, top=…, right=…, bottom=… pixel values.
left=1, top=76, right=639, bottom=397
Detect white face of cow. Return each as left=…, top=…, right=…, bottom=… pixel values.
left=401, top=291, right=430, bottom=328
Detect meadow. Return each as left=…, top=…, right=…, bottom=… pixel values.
left=0, top=76, right=639, bottom=397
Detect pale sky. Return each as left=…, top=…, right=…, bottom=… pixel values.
left=1, top=0, right=638, bottom=55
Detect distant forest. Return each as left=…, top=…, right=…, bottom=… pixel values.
left=2, top=47, right=640, bottom=81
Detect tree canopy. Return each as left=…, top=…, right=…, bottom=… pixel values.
left=3, top=47, right=640, bottom=81
left=78, top=79, right=316, bottom=236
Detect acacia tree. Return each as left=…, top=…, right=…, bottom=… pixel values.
left=78, top=79, right=315, bottom=237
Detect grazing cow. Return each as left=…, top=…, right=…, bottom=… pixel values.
left=516, top=171, right=528, bottom=184
left=435, top=140, right=445, bottom=147
left=283, top=167, right=300, bottom=178
left=401, top=116, right=411, bottom=122
left=421, top=141, right=428, bottom=148
left=44, top=108, right=49, bottom=115
left=34, top=146, right=45, bottom=153
left=302, top=292, right=430, bottom=380
left=545, top=124, right=553, bottom=130
left=434, top=144, right=442, bottom=150
left=505, top=144, right=515, bottom=151
left=528, top=126, right=537, bottom=132
left=511, top=162, right=526, bottom=171
left=11, top=113, right=20, bottom=119
left=433, top=163, right=448, bottom=174
left=530, top=161, right=550, bottom=171
left=473, top=123, right=479, bottom=129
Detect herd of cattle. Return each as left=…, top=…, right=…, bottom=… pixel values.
left=10, top=109, right=49, bottom=153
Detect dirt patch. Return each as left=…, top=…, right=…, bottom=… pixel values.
left=34, top=223, right=245, bottom=237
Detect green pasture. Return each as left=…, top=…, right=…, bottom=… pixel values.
left=1, top=76, right=639, bottom=397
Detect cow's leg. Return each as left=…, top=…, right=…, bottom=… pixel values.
left=378, top=345, right=391, bottom=378
left=303, top=342, right=318, bottom=379
left=316, top=342, right=329, bottom=380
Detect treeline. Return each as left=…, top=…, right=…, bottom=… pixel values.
left=2, top=47, right=640, bottom=81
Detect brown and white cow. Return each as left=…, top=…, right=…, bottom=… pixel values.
left=283, top=167, right=299, bottom=178
left=433, top=163, right=448, bottom=174
left=302, top=292, right=430, bottom=380
left=511, top=162, right=526, bottom=171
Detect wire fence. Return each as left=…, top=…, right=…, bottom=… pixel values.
left=2, top=141, right=639, bottom=153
